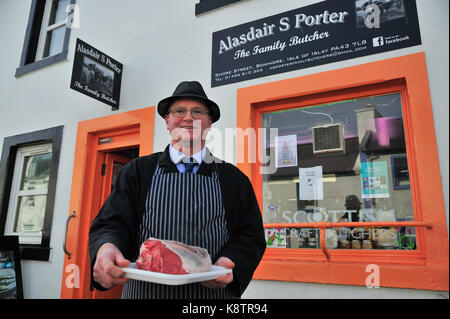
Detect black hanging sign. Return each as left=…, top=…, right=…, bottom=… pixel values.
left=70, top=38, right=123, bottom=110
left=211, top=0, right=421, bottom=87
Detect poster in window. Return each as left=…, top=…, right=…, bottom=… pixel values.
left=275, top=134, right=298, bottom=168
left=299, top=166, right=324, bottom=200
left=360, top=161, right=389, bottom=198
left=0, top=236, right=23, bottom=299
left=265, top=228, right=286, bottom=248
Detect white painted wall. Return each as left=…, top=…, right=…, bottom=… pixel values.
left=243, top=280, right=449, bottom=299
left=0, top=0, right=448, bottom=298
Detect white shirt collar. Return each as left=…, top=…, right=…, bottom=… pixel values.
left=169, top=145, right=205, bottom=165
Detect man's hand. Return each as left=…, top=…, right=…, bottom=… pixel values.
left=201, top=257, right=235, bottom=289
left=93, top=243, right=130, bottom=289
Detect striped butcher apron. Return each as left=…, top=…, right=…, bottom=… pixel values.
left=121, top=163, right=236, bottom=299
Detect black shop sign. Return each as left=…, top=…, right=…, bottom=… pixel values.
left=70, top=39, right=123, bottom=110
left=211, top=0, right=421, bottom=87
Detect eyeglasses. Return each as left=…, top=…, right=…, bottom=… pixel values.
left=168, top=108, right=210, bottom=119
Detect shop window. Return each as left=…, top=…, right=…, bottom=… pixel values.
left=261, top=92, right=416, bottom=250
left=0, top=126, right=63, bottom=261
left=15, top=0, right=76, bottom=77
left=237, top=53, right=448, bottom=291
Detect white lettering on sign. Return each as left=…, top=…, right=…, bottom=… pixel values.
left=280, top=208, right=400, bottom=240
left=219, top=23, right=277, bottom=54
left=294, top=10, right=348, bottom=28
left=76, top=44, right=122, bottom=74
left=218, top=10, right=349, bottom=54
left=77, top=43, right=101, bottom=60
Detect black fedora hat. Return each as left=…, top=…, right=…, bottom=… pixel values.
left=157, top=81, right=220, bottom=123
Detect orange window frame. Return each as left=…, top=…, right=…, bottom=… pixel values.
left=236, top=52, right=449, bottom=291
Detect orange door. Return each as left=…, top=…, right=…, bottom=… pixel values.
left=90, top=152, right=132, bottom=299
left=60, top=107, right=155, bottom=299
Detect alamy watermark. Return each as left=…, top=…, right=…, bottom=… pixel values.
left=169, top=124, right=279, bottom=174
left=65, top=263, right=80, bottom=289
left=66, top=4, right=80, bottom=29
left=364, top=4, right=381, bottom=29
left=365, top=264, right=380, bottom=288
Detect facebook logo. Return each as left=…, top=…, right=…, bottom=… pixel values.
left=372, top=36, right=384, bottom=47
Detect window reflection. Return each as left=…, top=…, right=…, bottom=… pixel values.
left=14, top=195, right=47, bottom=233
left=44, top=26, right=65, bottom=58
left=49, top=0, right=70, bottom=25
left=15, top=151, right=51, bottom=233
left=261, top=93, right=416, bottom=250
left=20, top=153, right=51, bottom=191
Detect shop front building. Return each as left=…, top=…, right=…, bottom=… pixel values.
left=0, top=0, right=448, bottom=299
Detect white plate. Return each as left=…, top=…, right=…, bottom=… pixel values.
left=121, top=263, right=232, bottom=285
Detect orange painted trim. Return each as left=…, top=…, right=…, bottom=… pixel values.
left=96, top=126, right=140, bottom=151
left=60, top=107, right=155, bottom=299
left=265, top=221, right=432, bottom=264
left=237, top=52, right=449, bottom=291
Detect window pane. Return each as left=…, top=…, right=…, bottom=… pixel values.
left=20, top=152, right=51, bottom=191
left=49, top=0, right=70, bottom=25
left=261, top=93, right=416, bottom=250
left=14, top=195, right=47, bottom=233
left=43, top=25, right=65, bottom=58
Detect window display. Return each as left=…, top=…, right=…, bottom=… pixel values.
left=261, top=93, right=416, bottom=250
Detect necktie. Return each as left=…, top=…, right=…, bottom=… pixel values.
left=182, top=157, right=197, bottom=173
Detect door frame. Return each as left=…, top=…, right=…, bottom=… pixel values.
left=60, top=107, right=155, bottom=299
left=100, top=152, right=134, bottom=208
left=91, top=152, right=133, bottom=299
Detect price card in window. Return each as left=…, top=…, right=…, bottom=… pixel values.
left=299, top=166, right=324, bottom=200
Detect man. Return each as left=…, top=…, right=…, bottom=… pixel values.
left=89, top=81, right=266, bottom=298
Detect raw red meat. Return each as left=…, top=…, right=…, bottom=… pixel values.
left=136, top=238, right=212, bottom=274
